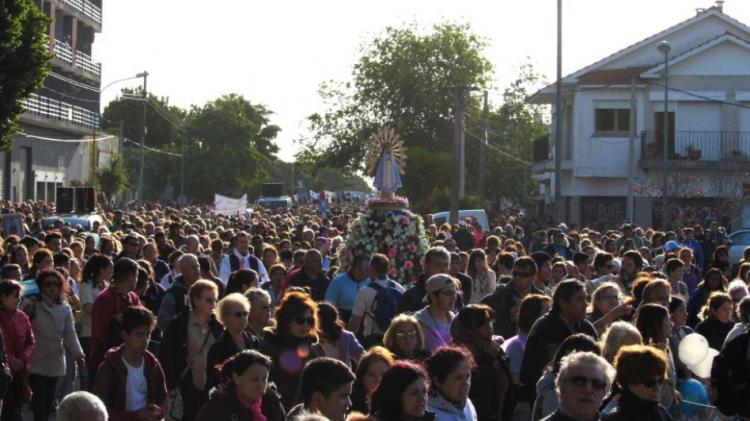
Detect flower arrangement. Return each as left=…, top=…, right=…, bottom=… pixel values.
left=338, top=207, right=429, bottom=285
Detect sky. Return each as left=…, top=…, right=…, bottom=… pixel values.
left=93, top=0, right=750, bottom=162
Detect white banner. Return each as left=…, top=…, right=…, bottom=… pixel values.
left=213, top=193, right=247, bottom=216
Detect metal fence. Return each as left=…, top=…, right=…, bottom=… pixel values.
left=21, top=93, right=99, bottom=130
left=640, top=130, right=750, bottom=161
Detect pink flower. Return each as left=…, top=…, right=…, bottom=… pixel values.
left=408, top=243, right=417, bottom=253
left=389, top=267, right=398, bottom=278
left=388, top=247, right=398, bottom=258
left=402, top=216, right=411, bottom=225
left=403, top=260, right=414, bottom=270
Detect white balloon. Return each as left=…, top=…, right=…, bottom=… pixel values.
left=687, top=348, right=719, bottom=379
left=678, top=333, right=709, bottom=366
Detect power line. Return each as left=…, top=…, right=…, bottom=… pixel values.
left=18, top=132, right=115, bottom=143
left=464, top=129, right=531, bottom=166
left=46, top=72, right=99, bottom=92
left=122, top=138, right=182, bottom=157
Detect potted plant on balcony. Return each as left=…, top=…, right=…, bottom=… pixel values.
left=687, top=144, right=702, bottom=160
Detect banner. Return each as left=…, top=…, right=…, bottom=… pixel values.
left=213, top=193, right=247, bottom=216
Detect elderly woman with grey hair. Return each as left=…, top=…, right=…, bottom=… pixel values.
left=541, top=351, right=616, bottom=421
left=57, top=391, right=108, bottom=421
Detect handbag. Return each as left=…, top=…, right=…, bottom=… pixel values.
left=166, top=330, right=211, bottom=421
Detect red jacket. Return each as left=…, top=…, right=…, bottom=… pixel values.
left=0, top=308, right=34, bottom=374
left=93, top=344, right=167, bottom=421
left=90, top=288, right=141, bottom=367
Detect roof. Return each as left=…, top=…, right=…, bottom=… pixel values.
left=577, top=66, right=652, bottom=85
left=529, top=7, right=750, bottom=102
left=640, top=31, right=750, bottom=78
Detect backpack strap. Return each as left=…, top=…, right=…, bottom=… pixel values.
left=229, top=254, right=240, bottom=272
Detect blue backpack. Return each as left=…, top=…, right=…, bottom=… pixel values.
left=367, top=280, right=403, bottom=331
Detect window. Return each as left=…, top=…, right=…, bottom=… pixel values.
left=595, top=109, right=630, bottom=134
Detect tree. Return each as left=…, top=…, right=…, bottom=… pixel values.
left=96, top=153, right=128, bottom=201
left=101, top=88, right=185, bottom=149
left=181, top=94, right=281, bottom=202
left=0, top=0, right=51, bottom=150
left=298, top=22, right=493, bottom=204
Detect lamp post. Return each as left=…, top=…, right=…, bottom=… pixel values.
left=657, top=41, right=670, bottom=230
left=135, top=71, right=148, bottom=202
left=92, top=73, right=149, bottom=182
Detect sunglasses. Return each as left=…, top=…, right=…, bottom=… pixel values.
left=565, top=375, right=608, bottom=391
left=395, top=330, right=417, bottom=339
left=232, top=310, right=249, bottom=319
left=294, top=317, right=315, bottom=326
left=642, top=378, right=665, bottom=388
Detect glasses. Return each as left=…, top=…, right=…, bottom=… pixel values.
left=642, top=378, right=665, bottom=388
left=232, top=310, right=249, bottom=319
left=565, top=376, right=608, bottom=392
left=395, top=330, right=418, bottom=339
left=294, top=317, right=315, bottom=326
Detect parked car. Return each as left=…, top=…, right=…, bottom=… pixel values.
left=431, top=209, right=489, bottom=232
left=42, top=214, right=103, bottom=232
left=728, top=229, right=750, bottom=265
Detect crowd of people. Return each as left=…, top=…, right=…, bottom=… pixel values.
left=0, top=200, right=746, bottom=421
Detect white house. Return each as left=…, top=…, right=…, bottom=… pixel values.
left=530, top=3, right=750, bottom=229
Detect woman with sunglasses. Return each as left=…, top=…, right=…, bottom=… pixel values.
left=206, top=293, right=257, bottom=392
left=541, top=351, right=615, bottom=421
left=451, top=304, right=513, bottom=421
left=260, top=291, right=322, bottom=409
left=634, top=303, right=679, bottom=411
left=383, top=314, right=430, bottom=362
left=27, top=269, right=84, bottom=421
left=159, top=280, right=223, bottom=421
left=603, top=345, right=673, bottom=421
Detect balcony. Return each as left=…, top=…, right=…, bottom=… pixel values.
left=74, top=49, right=101, bottom=79
left=531, top=134, right=574, bottom=174
left=51, top=39, right=101, bottom=81
left=639, top=130, right=750, bottom=170
left=59, top=0, right=102, bottom=29
left=20, top=93, right=99, bottom=133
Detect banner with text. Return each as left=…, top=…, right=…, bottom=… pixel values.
left=213, top=193, right=248, bottom=216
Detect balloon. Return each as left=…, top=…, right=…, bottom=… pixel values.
left=687, top=348, right=719, bottom=378
left=678, top=334, right=709, bottom=366
left=678, top=379, right=708, bottom=415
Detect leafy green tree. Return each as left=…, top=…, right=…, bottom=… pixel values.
left=181, top=94, right=281, bottom=202
left=304, top=167, right=371, bottom=192
left=0, top=0, right=51, bottom=149
left=101, top=88, right=185, bottom=149
left=96, top=153, right=128, bottom=201
left=298, top=22, right=493, bottom=203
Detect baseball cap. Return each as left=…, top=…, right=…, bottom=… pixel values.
left=422, top=274, right=458, bottom=303
left=664, top=240, right=680, bottom=252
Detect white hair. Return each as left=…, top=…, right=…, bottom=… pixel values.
left=554, top=351, right=616, bottom=397
left=178, top=253, right=199, bottom=266
left=57, top=391, right=107, bottom=421
left=601, top=321, right=642, bottom=363
left=728, top=279, right=749, bottom=297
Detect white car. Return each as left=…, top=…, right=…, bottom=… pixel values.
left=431, top=209, right=489, bottom=232
left=728, top=229, right=750, bottom=264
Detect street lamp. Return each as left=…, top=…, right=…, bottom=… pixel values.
left=657, top=40, right=671, bottom=230
left=136, top=71, right=148, bottom=202
left=92, top=72, right=149, bottom=182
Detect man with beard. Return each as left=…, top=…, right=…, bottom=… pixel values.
left=613, top=250, right=643, bottom=296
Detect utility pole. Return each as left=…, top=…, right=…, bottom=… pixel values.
left=553, top=0, right=564, bottom=224
left=627, top=76, right=636, bottom=223
left=478, top=91, right=489, bottom=206
left=137, top=71, right=149, bottom=202
left=657, top=41, right=671, bottom=230
left=445, top=85, right=478, bottom=224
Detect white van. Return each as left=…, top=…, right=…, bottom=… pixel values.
left=431, top=209, right=489, bottom=231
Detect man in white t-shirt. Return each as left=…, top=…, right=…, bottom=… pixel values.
left=348, top=253, right=405, bottom=345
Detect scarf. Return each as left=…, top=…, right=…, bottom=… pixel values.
left=235, top=386, right=266, bottom=421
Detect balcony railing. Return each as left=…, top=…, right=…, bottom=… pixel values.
left=53, top=39, right=73, bottom=65
left=640, top=130, right=750, bottom=161
left=61, top=0, right=102, bottom=25
left=74, top=49, right=101, bottom=78
left=21, top=93, right=99, bottom=130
